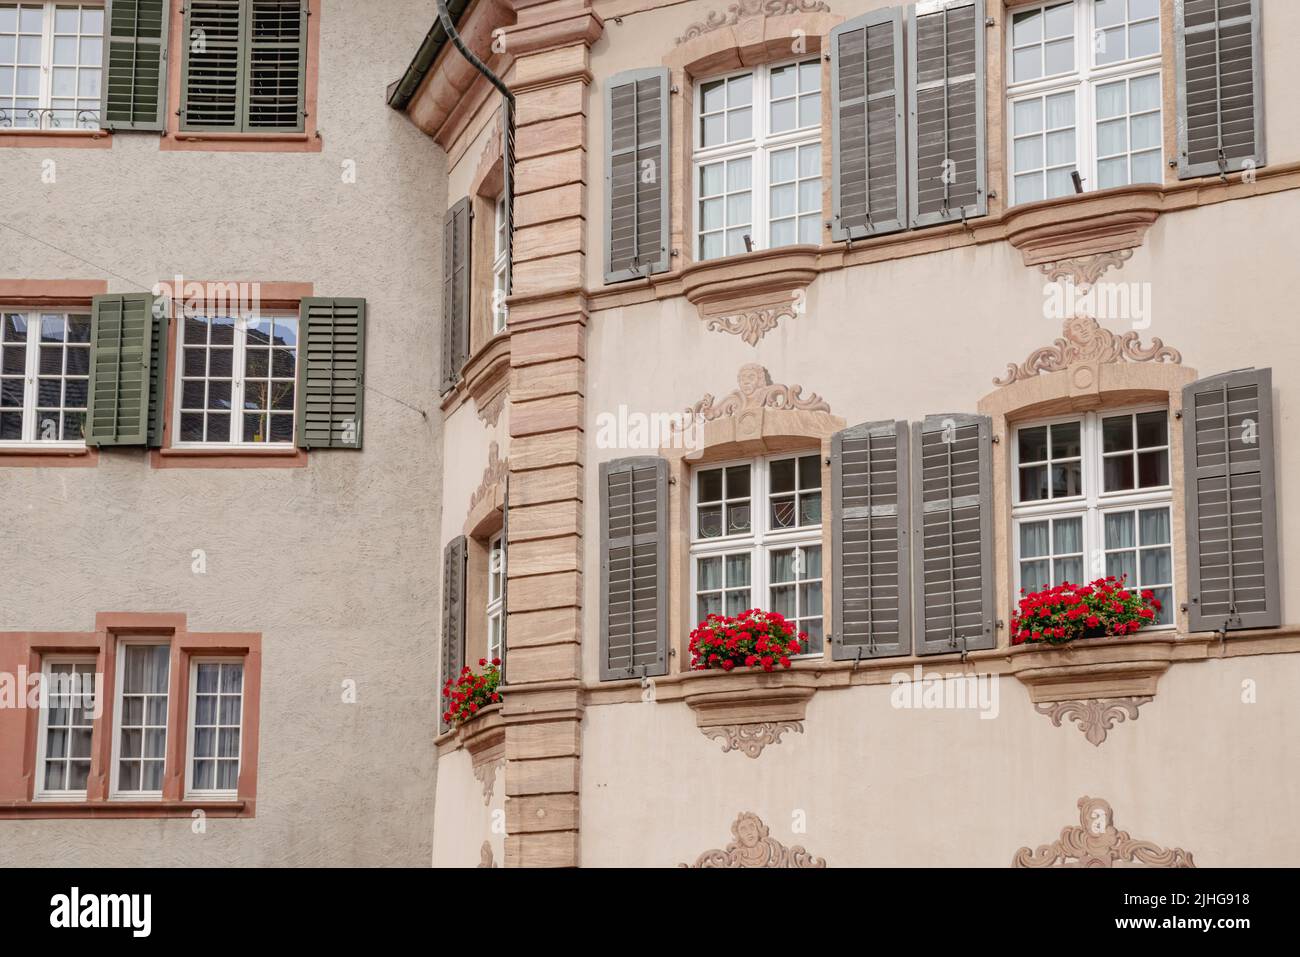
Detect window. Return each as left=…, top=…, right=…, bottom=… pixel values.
left=111, top=643, right=170, bottom=797
left=175, top=313, right=298, bottom=446
left=1012, top=408, right=1174, bottom=625
left=1007, top=0, right=1161, bottom=205
left=34, top=658, right=96, bottom=799
left=0, top=2, right=103, bottom=130
left=0, top=310, right=90, bottom=445
left=691, top=453, right=824, bottom=649
left=694, top=59, right=822, bottom=261
left=186, top=659, right=243, bottom=798
left=487, top=532, right=504, bottom=662
left=492, top=194, right=508, bottom=335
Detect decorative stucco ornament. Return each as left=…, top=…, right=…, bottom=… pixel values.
left=705, top=305, right=792, bottom=345
left=1014, top=796, right=1196, bottom=867
left=1033, top=697, right=1151, bottom=747
left=477, top=841, right=498, bottom=868
left=994, top=315, right=1182, bottom=386
left=1039, top=249, right=1133, bottom=287
left=687, top=363, right=831, bottom=422
left=473, top=756, right=503, bottom=804
left=676, top=0, right=832, bottom=44
left=701, top=720, right=803, bottom=757
left=469, top=440, right=508, bottom=510
left=681, top=811, right=827, bottom=868
left=475, top=388, right=507, bottom=427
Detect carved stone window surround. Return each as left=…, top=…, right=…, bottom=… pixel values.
left=435, top=701, right=505, bottom=757
left=442, top=330, right=511, bottom=426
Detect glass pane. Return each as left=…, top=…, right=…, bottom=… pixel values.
left=770, top=582, right=796, bottom=617
left=1139, top=507, right=1171, bottom=545
left=725, top=230, right=749, bottom=255
left=1051, top=461, right=1082, bottom=497
left=1106, top=550, right=1137, bottom=583
left=1013, top=98, right=1043, bottom=135
left=1102, top=414, right=1132, bottom=452
left=700, top=113, right=724, bottom=147
left=699, top=163, right=723, bottom=196
left=1012, top=9, right=1042, bottom=46
left=770, top=183, right=796, bottom=218
left=1044, top=2, right=1073, bottom=38
left=1129, top=19, right=1158, bottom=58
left=1015, top=172, right=1045, bottom=203
left=216, top=761, right=239, bottom=789
left=725, top=464, right=750, bottom=498
left=726, top=553, right=751, bottom=587
left=697, top=555, right=722, bottom=590
left=1053, top=517, right=1083, bottom=554
left=797, top=94, right=819, bottom=129
left=1021, top=559, right=1050, bottom=594
left=770, top=457, right=796, bottom=493
left=726, top=192, right=750, bottom=226
left=770, top=496, right=796, bottom=529
left=799, top=60, right=819, bottom=92
left=727, top=107, right=752, bottom=141
left=769, top=97, right=796, bottom=133
left=1018, top=425, right=1048, bottom=462
left=1140, top=546, right=1172, bottom=585
left=698, top=468, right=723, bottom=502
left=44, top=761, right=66, bottom=792
left=1045, top=129, right=1074, bottom=166
left=1097, top=118, right=1127, bottom=157
left=1096, top=80, right=1125, bottom=120
left=1096, top=26, right=1125, bottom=63
left=697, top=505, right=722, bottom=538
left=770, top=219, right=796, bottom=248
left=727, top=157, right=752, bottom=191
left=800, top=491, right=821, bottom=526
left=770, top=63, right=796, bottom=99
left=196, top=663, right=219, bottom=693
left=1056, top=557, right=1083, bottom=584
left=1131, top=150, right=1161, bottom=184
left=800, top=582, right=822, bottom=617
left=1019, top=464, right=1048, bottom=502
left=798, top=454, right=819, bottom=489
left=1097, top=157, right=1127, bottom=190
left=1137, top=449, right=1169, bottom=487
left=143, top=762, right=163, bottom=790
left=195, top=694, right=216, bottom=725
left=1135, top=410, right=1167, bottom=447
left=1105, top=511, right=1135, bottom=549
left=193, top=760, right=215, bottom=790
left=1014, top=136, right=1043, bottom=171
left=1150, top=586, right=1173, bottom=625
left=725, top=590, right=748, bottom=616
left=1130, top=110, right=1159, bottom=151
left=219, top=695, right=241, bottom=725
left=218, top=728, right=239, bottom=757
left=728, top=500, right=751, bottom=533
left=1043, top=37, right=1073, bottom=75
left=700, top=79, right=725, bottom=114
left=1104, top=455, right=1134, bottom=492
left=770, top=549, right=795, bottom=583
left=1130, top=73, right=1160, bottom=112
left=1020, top=521, right=1050, bottom=559
left=700, top=197, right=723, bottom=231
left=727, top=74, right=752, bottom=106
left=1050, top=421, right=1080, bottom=458
left=1013, top=46, right=1041, bottom=83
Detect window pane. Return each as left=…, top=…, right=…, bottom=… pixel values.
left=698, top=556, right=721, bottom=591
left=1129, top=19, right=1158, bottom=58
left=1012, top=46, right=1041, bottom=82
left=726, top=553, right=751, bottom=587
left=1140, top=546, right=1172, bottom=585
left=1135, top=410, right=1166, bottom=447
left=727, top=107, right=752, bottom=141
left=1020, top=521, right=1049, bottom=559
left=1137, top=449, right=1168, bottom=487
left=725, top=464, right=750, bottom=498
left=1018, top=425, right=1048, bottom=463
left=1044, top=37, right=1073, bottom=75
left=800, top=491, right=821, bottom=526
left=697, top=505, right=722, bottom=538
left=1106, top=549, right=1137, bottom=583
left=726, top=502, right=751, bottom=534
left=770, top=457, right=795, bottom=493
left=1044, top=2, right=1073, bottom=39
left=1050, top=422, right=1080, bottom=458
left=1019, top=464, right=1048, bottom=501
left=1104, top=454, right=1134, bottom=491
left=1014, top=98, right=1043, bottom=135
left=1139, top=507, right=1171, bottom=545
left=1051, top=462, right=1082, bottom=497
left=1053, top=516, right=1082, bottom=554
left=770, top=496, right=796, bottom=529
left=1021, top=559, right=1050, bottom=594
left=1105, top=511, right=1135, bottom=549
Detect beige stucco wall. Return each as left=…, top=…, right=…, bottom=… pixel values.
left=0, top=0, right=446, bottom=866
left=431, top=746, right=505, bottom=867
left=581, top=652, right=1300, bottom=866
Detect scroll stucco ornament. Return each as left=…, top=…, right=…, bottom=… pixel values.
left=469, top=440, right=508, bottom=511
left=681, top=811, right=827, bottom=868
left=1033, top=697, right=1151, bottom=747
left=473, top=757, right=504, bottom=804
left=1013, top=796, right=1196, bottom=867
left=687, top=363, right=831, bottom=422
left=477, top=841, right=498, bottom=868
left=705, top=305, right=791, bottom=345
left=676, top=0, right=832, bottom=44
left=994, top=315, right=1182, bottom=386
left=1039, top=249, right=1133, bottom=287
left=701, top=721, right=803, bottom=757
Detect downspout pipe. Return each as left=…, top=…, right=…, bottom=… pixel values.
left=435, top=0, right=515, bottom=301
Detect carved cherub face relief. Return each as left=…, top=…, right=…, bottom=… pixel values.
left=734, top=812, right=765, bottom=848
left=736, top=363, right=770, bottom=398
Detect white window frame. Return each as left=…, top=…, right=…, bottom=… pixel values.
left=692, top=58, right=823, bottom=262
left=689, top=452, right=825, bottom=652
left=172, top=310, right=299, bottom=449
left=0, top=1, right=104, bottom=130
left=0, top=306, right=90, bottom=449
left=33, top=655, right=97, bottom=801
left=1011, top=405, right=1175, bottom=629
left=491, top=194, right=508, bottom=335
left=184, top=657, right=244, bottom=801
left=109, top=639, right=171, bottom=800
left=487, top=531, right=505, bottom=662
left=1005, top=0, right=1163, bottom=206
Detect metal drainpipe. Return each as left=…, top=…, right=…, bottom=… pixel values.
left=435, top=0, right=515, bottom=301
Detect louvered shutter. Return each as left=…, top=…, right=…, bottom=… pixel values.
left=101, top=0, right=170, bottom=131
left=831, top=9, right=907, bottom=240
left=1175, top=0, right=1265, bottom=179
left=85, top=293, right=157, bottom=447
left=600, top=456, right=668, bottom=680
left=832, top=421, right=912, bottom=659
left=605, top=68, right=670, bottom=283
left=182, top=0, right=245, bottom=131
left=911, top=414, right=994, bottom=655
left=907, top=0, right=987, bottom=228
left=440, top=197, right=472, bottom=395
left=1183, top=368, right=1280, bottom=631
left=246, top=0, right=307, bottom=131
left=294, top=297, right=365, bottom=449
left=147, top=302, right=169, bottom=448
left=440, top=536, right=468, bottom=734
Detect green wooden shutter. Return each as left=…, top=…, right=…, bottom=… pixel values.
left=440, top=197, right=472, bottom=395
left=147, top=302, right=169, bottom=447
left=101, top=0, right=171, bottom=131
left=181, top=0, right=245, bottom=131
left=907, top=0, right=987, bottom=228
left=294, top=297, right=365, bottom=450
left=1175, top=0, right=1265, bottom=179
left=1183, top=368, right=1280, bottom=631
left=247, top=0, right=308, bottom=131
left=86, top=293, right=157, bottom=447
left=600, top=456, right=668, bottom=680
left=831, top=8, right=907, bottom=240
left=832, top=421, right=912, bottom=660
left=911, top=413, right=994, bottom=655
left=605, top=67, right=671, bottom=283
left=440, top=535, right=468, bottom=734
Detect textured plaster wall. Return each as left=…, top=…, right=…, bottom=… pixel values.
left=0, top=0, right=446, bottom=866
left=581, top=654, right=1300, bottom=866
left=431, top=747, right=504, bottom=868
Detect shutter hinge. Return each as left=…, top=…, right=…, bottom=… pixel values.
left=1174, top=408, right=1183, bottom=420
left=990, top=434, right=1000, bottom=444
left=985, top=17, right=995, bottom=27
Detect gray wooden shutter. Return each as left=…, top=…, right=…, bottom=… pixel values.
left=101, top=0, right=171, bottom=131
left=440, top=535, right=468, bottom=734
left=181, top=0, right=245, bottom=131
left=86, top=293, right=156, bottom=447
left=831, top=8, right=907, bottom=240
left=600, top=456, right=668, bottom=680
left=832, top=421, right=912, bottom=660
left=911, top=413, right=994, bottom=655
left=147, top=302, right=169, bottom=448
left=605, top=67, right=671, bottom=284
left=499, top=477, right=509, bottom=681
left=246, top=0, right=308, bottom=131
left=294, top=297, right=365, bottom=450
left=1183, top=368, right=1280, bottom=631
left=1175, top=0, right=1265, bottom=179
left=907, top=0, right=987, bottom=228
left=440, top=197, right=472, bottom=395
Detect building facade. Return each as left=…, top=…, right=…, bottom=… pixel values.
left=414, top=0, right=1300, bottom=867
left=0, top=0, right=443, bottom=865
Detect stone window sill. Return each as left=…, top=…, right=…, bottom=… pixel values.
left=0, top=799, right=249, bottom=820
left=0, top=128, right=111, bottom=149
left=436, top=702, right=505, bottom=756
left=678, top=245, right=820, bottom=342
left=0, top=445, right=98, bottom=467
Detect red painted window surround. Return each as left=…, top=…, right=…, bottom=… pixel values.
left=0, top=612, right=261, bottom=819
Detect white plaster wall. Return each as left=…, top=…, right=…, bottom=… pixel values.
left=581, top=653, right=1300, bottom=866
left=0, top=0, right=446, bottom=866
left=431, top=747, right=505, bottom=867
